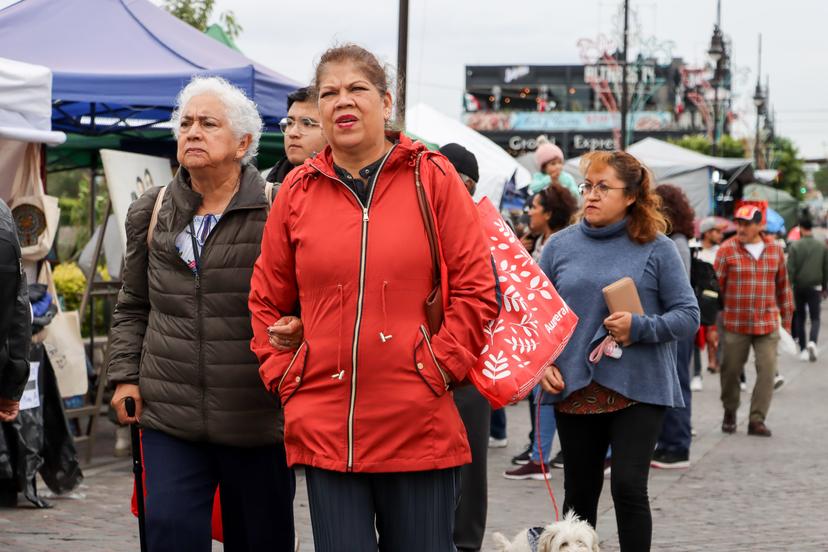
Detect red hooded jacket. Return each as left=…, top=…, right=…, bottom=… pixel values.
left=249, top=135, right=498, bottom=472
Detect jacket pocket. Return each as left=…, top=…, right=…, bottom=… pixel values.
left=413, top=325, right=451, bottom=397
left=276, top=341, right=309, bottom=406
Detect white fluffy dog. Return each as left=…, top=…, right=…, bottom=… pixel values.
left=492, top=511, right=600, bottom=552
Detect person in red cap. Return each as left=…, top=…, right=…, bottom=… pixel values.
left=713, top=204, right=794, bottom=437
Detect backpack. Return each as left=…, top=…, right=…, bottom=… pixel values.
left=690, top=254, right=720, bottom=326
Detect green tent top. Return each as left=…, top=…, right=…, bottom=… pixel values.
left=204, top=24, right=241, bottom=52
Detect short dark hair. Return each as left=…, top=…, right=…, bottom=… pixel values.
left=287, top=87, right=311, bottom=111
left=800, top=217, right=814, bottom=230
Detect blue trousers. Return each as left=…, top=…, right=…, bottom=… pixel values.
left=656, top=335, right=693, bottom=454
left=530, top=385, right=557, bottom=463
left=141, top=428, right=295, bottom=552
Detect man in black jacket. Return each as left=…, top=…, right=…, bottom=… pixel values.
left=439, top=143, right=489, bottom=552
left=0, top=198, right=31, bottom=422
left=266, top=87, right=327, bottom=185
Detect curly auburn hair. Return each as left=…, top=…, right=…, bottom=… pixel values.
left=536, top=183, right=578, bottom=233
left=579, top=151, right=667, bottom=244
left=654, top=184, right=695, bottom=238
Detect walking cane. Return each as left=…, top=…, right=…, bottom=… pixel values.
left=125, top=397, right=148, bottom=552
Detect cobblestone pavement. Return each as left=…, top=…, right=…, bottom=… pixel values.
left=1, top=319, right=826, bottom=551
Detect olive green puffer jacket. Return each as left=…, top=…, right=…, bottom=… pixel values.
left=107, top=164, right=280, bottom=446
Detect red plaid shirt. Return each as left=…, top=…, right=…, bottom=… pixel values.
left=714, top=236, right=794, bottom=335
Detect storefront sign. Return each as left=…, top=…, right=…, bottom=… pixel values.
left=504, top=65, right=531, bottom=83
left=465, top=111, right=675, bottom=132
left=584, top=63, right=656, bottom=85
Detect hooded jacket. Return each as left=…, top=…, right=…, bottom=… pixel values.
left=0, top=199, right=31, bottom=401
left=249, top=134, right=498, bottom=472
left=107, top=165, right=280, bottom=447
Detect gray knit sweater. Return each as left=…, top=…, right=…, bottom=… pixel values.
left=539, top=218, right=699, bottom=407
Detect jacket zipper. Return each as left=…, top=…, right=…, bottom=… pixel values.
left=310, top=145, right=396, bottom=471
left=420, top=325, right=450, bottom=390
left=187, top=203, right=264, bottom=440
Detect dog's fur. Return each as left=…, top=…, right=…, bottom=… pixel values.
left=492, top=511, right=600, bottom=552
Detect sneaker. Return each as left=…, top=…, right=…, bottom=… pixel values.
left=651, top=449, right=690, bottom=469
left=503, top=461, right=551, bottom=480
left=114, top=426, right=131, bottom=457
left=691, top=426, right=698, bottom=437
left=690, top=375, right=703, bottom=392
left=550, top=450, right=564, bottom=469
left=807, top=341, right=818, bottom=362
left=739, top=382, right=747, bottom=392
left=774, top=374, right=785, bottom=390
left=799, top=349, right=811, bottom=362
left=488, top=436, right=508, bottom=448
left=511, top=447, right=531, bottom=465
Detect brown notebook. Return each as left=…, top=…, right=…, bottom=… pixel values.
left=602, top=277, right=644, bottom=315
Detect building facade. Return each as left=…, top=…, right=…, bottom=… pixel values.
left=463, top=59, right=720, bottom=159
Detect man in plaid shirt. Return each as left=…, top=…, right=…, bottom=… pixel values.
left=714, top=205, right=794, bottom=437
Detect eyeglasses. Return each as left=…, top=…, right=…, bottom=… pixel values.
left=278, top=116, right=321, bottom=134
left=578, top=182, right=627, bottom=197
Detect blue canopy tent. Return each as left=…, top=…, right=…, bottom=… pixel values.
left=0, top=0, right=301, bottom=135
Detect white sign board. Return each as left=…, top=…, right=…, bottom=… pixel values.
left=100, top=149, right=174, bottom=250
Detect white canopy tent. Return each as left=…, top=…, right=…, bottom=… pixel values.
left=406, top=103, right=531, bottom=208
left=565, top=137, right=752, bottom=217
left=0, top=56, right=65, bottom=144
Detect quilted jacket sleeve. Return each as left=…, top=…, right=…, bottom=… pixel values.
left=106, top=188, right=160, bottom=386
left=0, top=208, right=31, bottom=401
left=424, top=155, right=499, bottom=382
left=249, top=176, right=301, bottom=393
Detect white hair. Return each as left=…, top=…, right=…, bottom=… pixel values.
left=170, top=76, right=263, bottom=165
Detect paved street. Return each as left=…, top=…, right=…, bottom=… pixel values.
left=1, top=323, right=826, bottom=551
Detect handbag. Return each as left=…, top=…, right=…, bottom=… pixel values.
left=413, top=152, right=444, bottom=335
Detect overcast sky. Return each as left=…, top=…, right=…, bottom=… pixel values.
left=3, top=0, right=826, bottom=158
left=200, top=0, right=826, bottom=159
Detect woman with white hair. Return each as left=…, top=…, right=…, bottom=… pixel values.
left=107, top=76, right=297, bottom=551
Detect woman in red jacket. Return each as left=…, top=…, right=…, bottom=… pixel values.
left=249, top=44, right=498, bottom=551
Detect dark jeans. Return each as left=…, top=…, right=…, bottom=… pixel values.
left=657, top=335, right=693, bottom=454
left=453, top=385, right=490, bottom=552
left=141, top=428, right=295, bottom=552
left=794, top=286, right=822, bottom=350
left=305, top=466, right=461, bottom=552
left=490, top=408, right=507, bottom=440
left=556, top=403, right=666, bottom=552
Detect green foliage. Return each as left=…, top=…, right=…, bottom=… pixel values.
left=767, top=136, right=806, bottom=199
left=667, top=134, right=746, bottom=158
left=52, top=262, right=110, bottom=337
left=53, top=262, right=86, bottom=312
left=48, top=170, right=110, bottom=261
left=814, top=165, right=828, bottom=195
left=164, top=0, right=242, bottom=39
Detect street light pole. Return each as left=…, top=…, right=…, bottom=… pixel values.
left=708, top=0, right=724, bottom=157
left=396, top=0, right=409, bottom=127
left=619, top=0, right=630, bottom=150
left=753, top=34, right=765, bottom=167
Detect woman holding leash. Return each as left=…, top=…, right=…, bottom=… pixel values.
left=538, top=151, right=699, bottom=551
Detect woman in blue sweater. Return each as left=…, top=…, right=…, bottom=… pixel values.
left=538, top=151, right=699, bottom=551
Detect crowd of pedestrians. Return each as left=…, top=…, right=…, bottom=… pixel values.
left=1, top=41, right=826, bottom=552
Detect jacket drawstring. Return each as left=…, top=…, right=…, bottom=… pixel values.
left=332, top=284, right=345, bottom=380
left=380, top=281, right=392, bottom=343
